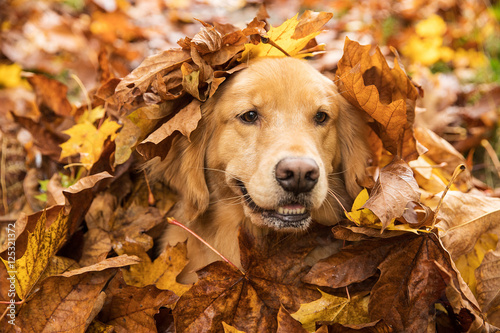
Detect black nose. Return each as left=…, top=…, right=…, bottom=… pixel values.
left=275, top=158, right=319, bottom=194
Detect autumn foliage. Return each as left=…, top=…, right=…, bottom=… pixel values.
left=1, top=1, right=500, bottom=332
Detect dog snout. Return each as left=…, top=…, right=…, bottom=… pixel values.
left=275, top=157, right=319, bottom=195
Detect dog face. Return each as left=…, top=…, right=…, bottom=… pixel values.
left=154, top=57, right=370, bottom=232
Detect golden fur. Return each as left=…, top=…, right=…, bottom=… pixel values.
left=148, top=57, right=371, bottom=283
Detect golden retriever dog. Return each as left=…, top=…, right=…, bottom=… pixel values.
left=148, top=57, right=371, bottom=283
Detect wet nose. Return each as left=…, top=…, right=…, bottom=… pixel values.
left=275, top=158, right=319, bottom=194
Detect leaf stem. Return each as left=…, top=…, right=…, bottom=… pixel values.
left=261, top=36, right=291, bottom=57
left=167, top=217, right=244, bottom=275
left=431, top=164, right=466, bottom=228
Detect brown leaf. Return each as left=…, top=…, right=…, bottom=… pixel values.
left=99, top=272, right=178, bottom=332
left=368, top=234, right=453, bottom=332
left=191, top=25, right=223, bottom=54
left=16, top=269, right=114, bottom=332
left=137, top=99, right=201, bottom=157
left=174, top=228, right=324, bottom=332
left=363, top=159, right=420, bottom=229
left=476, top=246, right=500, bottom=327
left=315, top=320, right=392, bottom=333
left=292, top=11, right=333, bottom=39
left=277, top=306, right=308, bottom=333
left=60, top=255, right=141, bottom=277
left=336, top=38, right=419, bottom=159
left=114, top=49, right=191, bottom=105
left=27, top=74, right=73, bottom=117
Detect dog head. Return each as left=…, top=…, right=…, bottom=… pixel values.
left=155, top=57, right=371, bottom=230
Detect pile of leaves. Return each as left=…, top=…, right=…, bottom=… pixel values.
left=1, top=2, right=500, bottom=332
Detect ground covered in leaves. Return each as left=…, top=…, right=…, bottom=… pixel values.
left=1, top=0, right=500, bottom=332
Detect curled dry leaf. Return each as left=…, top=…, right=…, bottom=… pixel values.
left=362, top=159, right=420, bottom=229
left=336, top=38, right=420, bottom=160
left=26, top=73, right=73, bottom=117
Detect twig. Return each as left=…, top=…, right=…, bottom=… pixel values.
left=167, top=217, right=245, bottom=275
left=481, top=139, right=500, bottom=179
left=431, top=164, right=466, bottom=228
left=261, top=36, right=291, bottom=57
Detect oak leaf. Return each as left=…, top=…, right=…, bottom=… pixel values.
left=336, top=38, right=420, bottom=160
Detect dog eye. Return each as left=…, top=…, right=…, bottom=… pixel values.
left=314, top=111, right=329, bottom=124
left=239, top=110, right=259, bottom=124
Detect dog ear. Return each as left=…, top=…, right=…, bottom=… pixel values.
left=146, top=125, right=210, bottom=222
left=337, top=98, right=372, bottom=199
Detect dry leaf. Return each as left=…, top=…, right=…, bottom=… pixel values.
left=99, top=272, right=178, bottom=332
left=476, top=246, right=500, bottom=326
left=1, top=208, right=69, bottom=299
left=240, top=11, right=332, bottom=61
left=173, top=228, right=324, bottom=332
left=336, top=38, right=419, bottom=160
left=27, top=74, right=73, bottom=117
left=121, top=242, right=191, bottom=297
left=362, top=159, right=420, bottom=229
left=15, top=269, right=115, bottom=332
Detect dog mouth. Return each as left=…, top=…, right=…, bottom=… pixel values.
left=238, top=182, right=311, bottom=229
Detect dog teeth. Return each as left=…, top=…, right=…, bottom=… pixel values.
left=277, top=207, right=306, bottom=215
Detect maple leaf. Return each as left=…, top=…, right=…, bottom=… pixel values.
left=99, top=271, right=178, bottom=332
left=291, top=291, right=370, bottom=331
left=122, top=242, right=191, bottom=297
left=336, top=38, right=420, bottom=160
left=240, top=11, right=332, bottom=61
left=1, top=207, right=69, bottom=300
left=173, top=227, right=327, bottom=332
left=305, top=233, right=474, bottom=332
left=60, top=117, right=121, bottom=170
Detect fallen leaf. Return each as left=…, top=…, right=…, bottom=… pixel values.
left=291, top=291, right=370, bottom=331
left=121, top=242, right=191, bottom=297
left=99, top=271, right=178, bottom=332
left=173, top=228, right=324, bottom=332
left=60, top=255, right=141, bottom=277
left=278, top=306, right=308, bottom=333
left=336, top=38, right=419, bottom=160
left=476, top=246, right=500, bottom=327
left=362, top=159, right=420, bottom=229
left=1, top=208, right=69, bottom=299
left=15, top=269, right=115, bottom=332
left=59, top=118, right=121, bottom=169
left=27, top=74, right=73, bottom=117
left=315, top=320, right=392, bottom=333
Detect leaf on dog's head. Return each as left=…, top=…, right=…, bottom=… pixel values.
left=239, top=11, right=332, bottom=61
left=173, top=227, right=327, bottom=332
left=336, top=37, right=420, bottom=161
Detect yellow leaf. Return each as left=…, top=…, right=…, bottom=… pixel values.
left=60, top=118, right=121, bottom=169
left=78, top=105, right=106, bottom=124
left=1, top=208, right=69, bottom=299
left=415, top=15, right=447, bottom=37
left=0, top=63, right=28, bottom=89
left=121, top=243, right=191, bottom=297
left=455, top=233, right=498, bottom=297
left=222, top=322, right=247, bottom=333
left=240, top=11, right=332, bottom=61
left=291, top=290, right=370, bottom=332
